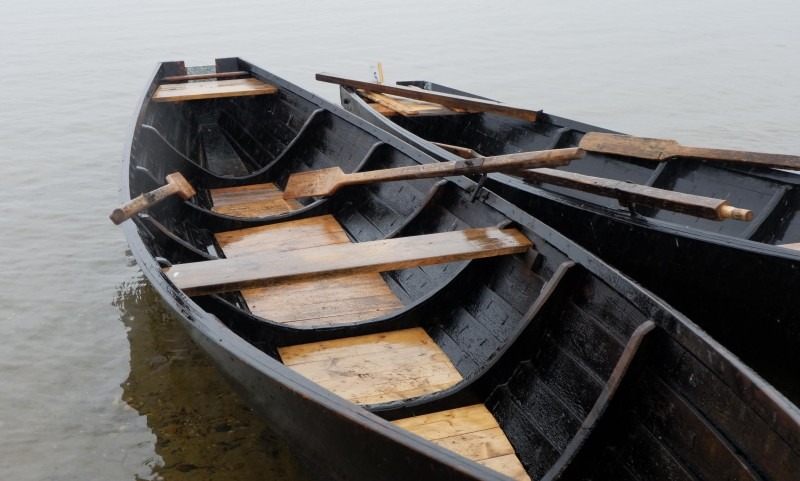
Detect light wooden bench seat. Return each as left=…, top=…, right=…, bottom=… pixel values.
left=279, top=327, right=463, bottom=404
left=393, top=404, right=530, bottom=481
left=210, top=183, right=302, bottom=218
left=215, top=215, right=402, bottom=326
left=152, top=78, right=277, bottom=103
left=166, top=226, right=531, bottom=296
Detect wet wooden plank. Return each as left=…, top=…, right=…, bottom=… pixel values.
left=215, top=214, right=349, bottom=257
left=210, top=183, right=303, bottom=218
left=152, top=78, right=277, bottom=102
left=244, top=272, right=403, bottom=325
left=358, top=90, right=465, bottom=116
left=394, top=404, right=531, bottom=481
left=166, top=227, right=532, bottom=296
left=279, top=327, right=462, bottom=404
left=217, top=215, right=402, bottom=326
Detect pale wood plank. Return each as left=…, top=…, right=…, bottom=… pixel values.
left=279, top=327, right=462, bottom=404
left=249, top=290, right=403, bottom=324
left=152, top=78, right=277, bottom=102
left=393, top=404, right=499, bottom=437
left=280, top=327, right=438, bottom=365
left=478, top=455, right=532, bottom=481
left=283, top=306, right=403, bottom=327
left=210, top=183, right=302, bottom=219
left=215, top=214, right=349, bottom=258
left=394, top=404, right=530, bottom=481
left=166, top=227, right=532, bottom=296
left=350, top=381, right=465, bottom=406
left=217, top=215, right=403, bottom=326
left=359, top=89, right=466, bottom=117
left=211, top=183, right=289, bottom=205
left=779, top=242, right=800, bottom=251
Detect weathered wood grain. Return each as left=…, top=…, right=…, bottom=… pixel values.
left=152, top=78, right=277, bottom=102
left=210, top=183, right=302, bottom=218
left=580, top=132, right=800, bottom=170
left=279, top=327, right=462, bottom=404
left=167, top=227, right=531, bottom=295
left=394, top=404, right=531, bottom=481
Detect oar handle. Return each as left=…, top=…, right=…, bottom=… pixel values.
left=344, top=148, right=583, bottom=187
left=110, top=173, right=196, bottom=225
left=718, top=204, right=754, bottom=221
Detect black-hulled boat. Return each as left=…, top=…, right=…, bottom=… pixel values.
left=338, top=80, right=800, bottom=403
left=117, top=59, right=800, bottom=481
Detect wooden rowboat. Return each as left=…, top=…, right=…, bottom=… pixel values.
left=116, top=58, right=800, bottom=480
left=336, top=78, right=800, bottom=405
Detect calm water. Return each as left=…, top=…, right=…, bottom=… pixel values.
left=1, top=1, right=798, bottom=479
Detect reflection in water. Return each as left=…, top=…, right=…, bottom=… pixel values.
left=114, top=276, right=311, bottom=481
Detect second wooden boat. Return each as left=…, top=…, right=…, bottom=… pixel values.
left=115, top=58, right=800, bottom=481
left=337, top=79, right=800, bottom=404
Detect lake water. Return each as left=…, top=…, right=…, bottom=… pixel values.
left=1, top=1, right=798, bottom=479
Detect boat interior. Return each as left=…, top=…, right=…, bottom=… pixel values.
left=348, top=84, right=800, bottom=245
left=126, top=61, right=800, bottom=481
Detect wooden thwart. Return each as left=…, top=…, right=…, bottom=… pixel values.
left=165, top=226, right=532, bottom=296
left=283, top=148, right=583, bottom=199
left=521, top=168, right=753, bottom=221
left=152, top=78, right=278, bottom=102
left=210, top=183, right=302, bottom=218
left=394, top=404, right=531, bottom=481
left=317, top=73, right=539, bottom=121
left=580, top=132, right=800, bottom=170
left=279, top=327, right=463, bottom=404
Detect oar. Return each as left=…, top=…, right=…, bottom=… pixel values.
left=520, top=168, right=753, bottom=221
left=283, top=148, right=584, bottom=200
left=580, top=132, right=800, bottom=170
left=110, top=172, right=196, bottom=225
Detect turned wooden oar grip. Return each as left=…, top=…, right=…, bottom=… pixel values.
left=110, top=173, right=196, bottom=225
left=718, top=205, right=753, bottom=221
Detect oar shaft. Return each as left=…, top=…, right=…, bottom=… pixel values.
left=343, top=148, right=583, bottom=187
left=675, top=146, right=800, bottom=170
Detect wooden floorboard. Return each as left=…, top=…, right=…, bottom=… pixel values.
left=394, top=404, right=531, bottom=481
left=210, top=183, right=303, bottom=218
left=152, top=78, right=278, bottom=102
left=279, top=327, right=463, bottom=404
left=216, top=214, right=403, bottom=326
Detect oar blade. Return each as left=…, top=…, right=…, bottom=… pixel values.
left=580, top=132, right=679, bottom=161
left=283, top=167, right=347, bottom=200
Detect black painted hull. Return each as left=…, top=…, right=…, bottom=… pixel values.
left=340, top=83, right=800, bottom=403
left=118, top=60, right=800, bottom=481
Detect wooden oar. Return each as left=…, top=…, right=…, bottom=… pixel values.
left=316, top=73, right=540, bottom=122
left=283, top=148, right=584, bottom=200
left=110, top=172, right=196, bottom=225
left=580, top=132, right=800, bottom=170
left=521, top=168, right=753, bottom=221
